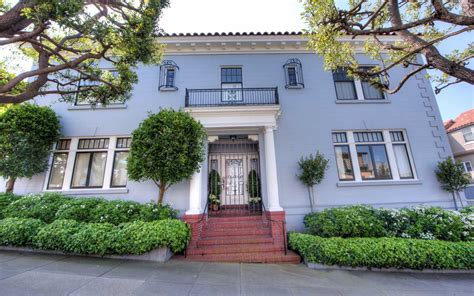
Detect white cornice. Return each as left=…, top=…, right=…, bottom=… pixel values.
left=158, top=35, right=400, bottom=54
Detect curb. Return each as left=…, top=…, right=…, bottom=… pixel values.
left=305, top=260, right=474, bottom=274
left=0, top=246, right=173, bottom=262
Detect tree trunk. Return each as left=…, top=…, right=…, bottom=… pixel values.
left=451, top=192, right=458, bottom=210
left=456, top=191, right=465, bottom=209
left=308, top=186, right=314, bottom=212
left=5, top=177, right=16, bottom=193
left=157, top=182, right=167, bottom=204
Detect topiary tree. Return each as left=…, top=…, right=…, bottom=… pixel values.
left=436, top=157, right=470, bottom=210
left=297, top=151, right=329, bottom=212
left=208, top=169, right=221, bottom=198
left=127, top=109, right=207, bottom=204
left=247, top=170, right=261, bottom=198
left=0, top=104, right=61, bottom=192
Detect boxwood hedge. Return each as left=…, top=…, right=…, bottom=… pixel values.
left=289, top=233, right=474, bottom=270
left=0, top=217, right=189, bottom=255
left=3, top=193, right=177, bottom=224
left=304, top=205, right=473, bottom=242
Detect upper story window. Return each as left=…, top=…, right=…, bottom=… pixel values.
left=332, top=130, right=415, bottom=182
left=463, top=161, right=473, bottom=173
left=283, top=58, right=304, bottom=89
left=221, top=67, right=243, bottom=85
left=462, top=126, right=473, bottom=143
left=333, top=67, right=385, bottom=101
left=159, top=60, right=179, bottom=91
left=75, top=70, right=118, bottom=105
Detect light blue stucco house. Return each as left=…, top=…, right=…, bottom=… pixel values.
left=1, top=32, right=458, bottom=261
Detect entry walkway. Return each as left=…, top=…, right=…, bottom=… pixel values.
left=0, top=250, right=472, bottom=295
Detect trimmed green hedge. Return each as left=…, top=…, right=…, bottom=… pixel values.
left=0, top=218, right=189, bottom=255
left=0, top=193, right=21, bottom=219
left=304, top=205, right=473, bottom=242
left=3, top=193, right=177, bottom=224
left=289, top=233, right=474, bottom=270
left=0, top=218, right=45, bottom=246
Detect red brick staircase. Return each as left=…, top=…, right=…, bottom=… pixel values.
left=181, top=214, right=301, bottom=263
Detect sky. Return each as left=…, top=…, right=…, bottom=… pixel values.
left=159, top=0, right=473, bottom=121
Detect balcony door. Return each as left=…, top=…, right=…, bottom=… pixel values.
left=221, top=67, right=243, bottom=102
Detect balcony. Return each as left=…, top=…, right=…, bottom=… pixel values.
left=185, top=87, right=279, bottom=107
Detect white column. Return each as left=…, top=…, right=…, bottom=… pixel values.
left=186, top=168, right=203, bottom=215
left=264, top=126, right=283, bottom=211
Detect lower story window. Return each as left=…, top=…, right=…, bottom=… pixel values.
left=47, top=153, right=68, bottom=189
left=111, top=151, right=129, bottom=187
left=71, top=152, right=107, bottom=188
left=356, top=144, right=392, bottom=180
left=332, top=130, right=415, bottom=182
left=334, top=145, right=354, bottom=180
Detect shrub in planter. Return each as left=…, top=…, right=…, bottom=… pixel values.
left=68, top=223, right=115, bottom=255
left=289, top=233, right=474, bottom=270
left=138, top=202, right=178, bottom=221
left=91, top=200, right=142, bottom=224
left=4, top=193, right=71, bottom=223
left=396, top=207, right=468, bottom=241
left=113, top=219, right=190, bottom=255
left=34, top=219, right=81, bottom=251
left=304, top=205, right=387, bottom=238
left=0, top=218, right=45, bottom=246
left=55, top=197, right=106, bottom=222
left=0, top=193, right=21, bottom=219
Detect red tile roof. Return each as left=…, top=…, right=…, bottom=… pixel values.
left=444, top=109, right=474, bottom=133
left=156, top=31, right=399, bottom=37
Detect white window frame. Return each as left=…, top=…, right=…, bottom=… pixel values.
left=462, top=126, right=473, bottom=143
left=333, top=130, right=417, bottom=183
left=463, top=161, right=473, bottom=173
left=43, top=136, right=131, bottom=193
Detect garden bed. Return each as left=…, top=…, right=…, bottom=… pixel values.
left=0, top=193, right=190, bottom=261
left=289, top=233, right=474, bottom=271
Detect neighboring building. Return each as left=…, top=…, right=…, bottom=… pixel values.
left=0, top=32, right=457, bottom=262
left=444, top=109, right=474, bottom=200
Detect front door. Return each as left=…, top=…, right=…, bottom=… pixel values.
left=223, top=156, right=246, bottom=205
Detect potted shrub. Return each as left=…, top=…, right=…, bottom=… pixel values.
left=248, top=197, right=262, bottom=212
left=208, top=194, right=221, bottom=211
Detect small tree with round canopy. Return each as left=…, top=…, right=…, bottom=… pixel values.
left=436, top=157, right=470, bottom=210
left=0, top=104, right=61, bottom=192
left=127, top=109, right=207, bottom=204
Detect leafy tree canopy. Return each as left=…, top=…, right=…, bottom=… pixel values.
left=127, top=109, right=207, bottom=204
left=0, top=0, right=169, bottom=104
left=302, top=0, right=473, bottom=94
left=436, top=157, right=470, bottom=193
left=297, top=151, right=330, bottom=187
left=0, top=103, right=61, bottom=192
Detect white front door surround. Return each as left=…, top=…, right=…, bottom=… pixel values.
left=185, top=106, right=282, bottom=215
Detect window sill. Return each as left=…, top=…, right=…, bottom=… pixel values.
left=335, top=99, right=390, bottom=104
left=159, top=87, right=178, bottom=92
left=45, top=188, right=129, bottom=195
left=68, top=104, right=128, bottom=110
left=285, top=85, right=304, bottom=89
left=337, top=179, right=422, bottom=187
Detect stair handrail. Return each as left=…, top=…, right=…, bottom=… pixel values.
left=260, top=200, right=287, bottom=255
left=184, top=199, right=209, bottom=257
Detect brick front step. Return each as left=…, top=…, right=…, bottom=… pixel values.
left=202, top=227, right=271, bottom=237
left=197, top=235, right=274, bottom=246
left=187, top=243, right=283, bottom=255
left=205, top=216, right=263, bottom=223
left=205, top=221, right=269, bottom=230
left=178, top=250, right=301, bottom=264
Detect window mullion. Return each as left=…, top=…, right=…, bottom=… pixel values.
left=383, top=130, right=400, bottom=180
left=103, top=137, right=117, bottom=189
left=347, top=132, right=362, bottom=181
left=354, top=80, right=365, bottom=100
left=85, top=152, right=94, bottom=187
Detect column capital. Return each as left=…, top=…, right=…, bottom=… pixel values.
left=264, top=125, right=277, bottom=133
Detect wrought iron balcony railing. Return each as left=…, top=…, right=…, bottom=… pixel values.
left=185, top=87, right=279, bottom=107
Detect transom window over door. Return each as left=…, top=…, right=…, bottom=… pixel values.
left=221, top=67, right=243, bottom=102
left=332, top=130, right=416, bottom=182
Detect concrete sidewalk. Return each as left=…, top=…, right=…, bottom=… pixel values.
left=0, top=250, right=472, bottom=296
